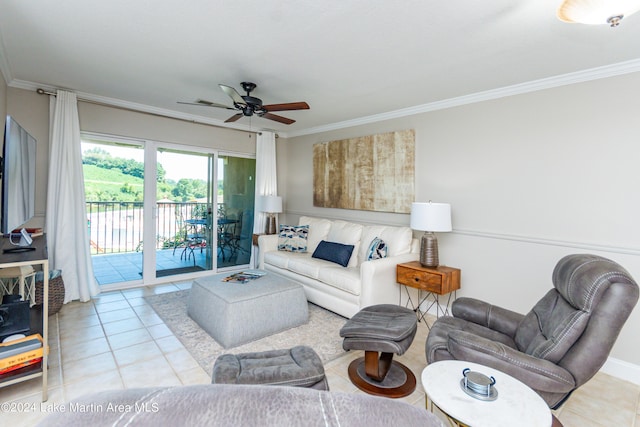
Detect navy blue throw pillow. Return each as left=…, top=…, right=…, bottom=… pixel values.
left=311, top=240, right=355, bottom=267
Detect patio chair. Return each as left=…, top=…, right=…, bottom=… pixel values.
left=173, top=207, right=207, bottom=266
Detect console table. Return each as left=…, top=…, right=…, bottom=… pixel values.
left=396, top=261, right=460, bottom=325
left=0, top=235, right=49, bottom=401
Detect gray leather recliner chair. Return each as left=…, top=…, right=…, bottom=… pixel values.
left=425, top=254, right=639, bottom=409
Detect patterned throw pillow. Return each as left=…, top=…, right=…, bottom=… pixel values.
left=366, top=237, right=387, bottom=261
left=278, top=224, right=309, bottom=252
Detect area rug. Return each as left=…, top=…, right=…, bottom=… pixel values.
left=144, top=290, right=348, bottom=376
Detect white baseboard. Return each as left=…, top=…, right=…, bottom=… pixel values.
left=600, top=357, right=640, bottom=386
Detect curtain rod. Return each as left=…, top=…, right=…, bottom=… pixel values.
left=35, top=88, right=279, bottom=137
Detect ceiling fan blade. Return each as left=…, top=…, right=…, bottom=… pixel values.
left=262, top=112, right=295, bottom=125
left=219, top=84, right=247, bottom=106
left=263, top=102, right=310, bottom=112
left=224, top=113, right=244, bottom=123
left=177, top=100, right=235, bottom=110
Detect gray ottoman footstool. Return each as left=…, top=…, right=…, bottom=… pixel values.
left=340, top=304, right=417, bottom=398
left=212, top=345, right=329, bottom=390
left=187, top=272, right=308, bottom=348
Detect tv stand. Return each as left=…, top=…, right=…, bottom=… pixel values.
left=0, top=235, right=49, bottom=401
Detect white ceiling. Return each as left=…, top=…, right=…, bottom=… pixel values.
left=1, top=0, right=639, bottom=137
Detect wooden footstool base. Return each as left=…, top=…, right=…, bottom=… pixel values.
left=340, top=305, right=418, bottom=399
left=347, top=351, right=416, bottom=398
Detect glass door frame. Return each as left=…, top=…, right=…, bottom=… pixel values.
left=143, top=141, right=220, bottom=286
left=82, top=132, right=146, bottom=292
left=216, top=151, right=256, bottom=271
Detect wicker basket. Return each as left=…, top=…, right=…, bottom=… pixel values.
left=35, top=274, right=65, bottom=316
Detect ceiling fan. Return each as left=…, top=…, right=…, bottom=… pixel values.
left=178, top=82, right=310, bottom=125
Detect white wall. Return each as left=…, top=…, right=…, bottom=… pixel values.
left=77, top=102, right=255, bottom=153
left=284, top=72, right=640, bottom=367
left=0, top=71, right=6, bottom=127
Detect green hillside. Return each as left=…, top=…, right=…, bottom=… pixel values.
left=84, top=164, right=144, bottom=202
left=83, top=164, right=204, bottom=203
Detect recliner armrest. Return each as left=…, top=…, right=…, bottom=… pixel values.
left=452, top=297, right=524, bottom=338
left=447, top=330, right=575, bottom=393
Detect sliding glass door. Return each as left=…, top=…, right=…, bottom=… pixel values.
left=83, top=135, right=256, bottom=288
left=83, top=138, right=146, bottom=286
left=155, top=148, right=214, bottom=278
left=217, top=155, right=256, bottom=268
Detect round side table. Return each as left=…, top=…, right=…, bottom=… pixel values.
left=422, top=360, right=553, bottom=427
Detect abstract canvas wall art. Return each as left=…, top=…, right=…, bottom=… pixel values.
left=313, top=129, right=415, bottom=213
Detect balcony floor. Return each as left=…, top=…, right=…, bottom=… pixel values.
left=92, top=246, right=245, bottom=286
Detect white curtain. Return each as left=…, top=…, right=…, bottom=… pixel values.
left=46, top=90, right=99, bottom=302
left=251, top=131, right=279, bottom=265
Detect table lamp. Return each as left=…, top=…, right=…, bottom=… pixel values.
left=259, top=195, right=282, bottom=235
left=410, top=202, right=452, bottom=268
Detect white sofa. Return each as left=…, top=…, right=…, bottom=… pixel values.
left=258, top=216, right=419, bottom=318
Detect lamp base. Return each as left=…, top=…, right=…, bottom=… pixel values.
left=265, top=214, right=277, bottom=235
left=420, top=232, right=439, bottom=268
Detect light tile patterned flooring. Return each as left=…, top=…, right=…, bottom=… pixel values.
left=1, top=281, right=639, bottom=426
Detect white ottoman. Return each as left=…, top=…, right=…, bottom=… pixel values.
left=187, top=272, right=308, bottom=348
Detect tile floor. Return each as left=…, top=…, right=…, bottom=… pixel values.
left=1, top=281, right=639, bottom=426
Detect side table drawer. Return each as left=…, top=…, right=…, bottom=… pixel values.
left=396, top=262, right=461, bottom=295
left=397, top=265, right=443, bottom=293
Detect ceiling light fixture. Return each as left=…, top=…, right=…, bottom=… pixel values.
left=557, top=0, right=640, bottom=27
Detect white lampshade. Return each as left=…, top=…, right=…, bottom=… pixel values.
left=410, top=202, right=452, bottom=232
left=557, top=0, right=640, bottom=26
left=259, top=195, right=282, bottom=213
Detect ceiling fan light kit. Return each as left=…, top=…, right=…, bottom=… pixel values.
left=557, top=0, right=640, bottom=26
left=179, top=82, right=309, bottom=125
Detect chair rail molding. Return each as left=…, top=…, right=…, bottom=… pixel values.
left=453, top=228, right=640, bottom=257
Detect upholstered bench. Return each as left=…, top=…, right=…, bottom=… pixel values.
left=340, top=304, right=417, bottom=398
left=187, top=272, right=308, bottom=348
left=211, top=345, right=329, bottom=390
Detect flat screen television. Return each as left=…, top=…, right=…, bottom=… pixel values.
left=1, top=115, right=37, bottom=235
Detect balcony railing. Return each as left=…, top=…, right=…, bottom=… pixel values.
left=86, top=201, right=208, bottom=255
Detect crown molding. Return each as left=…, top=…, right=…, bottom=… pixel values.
left=6, top=58, right=640, bottom=139
left=285, top=58, right=640, bottom=138
left=7, top=79, right=262, bottom=134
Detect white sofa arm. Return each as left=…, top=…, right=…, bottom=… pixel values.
left=257, top=234, right=279, bottom=268
left=360, top=252, right=420, bottom=307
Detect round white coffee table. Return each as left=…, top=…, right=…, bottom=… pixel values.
left=422, top=360, right=552, bottom=427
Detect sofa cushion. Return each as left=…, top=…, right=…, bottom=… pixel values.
left=264, top=250, right=301, bottom=269
left=287, top=256, right=331, bottom=280
left=318, top=266, right=362, bottom=296
left=327, top=220, right=363, bottom=268
left=278, top=224, right=309, bottom=252
left=366, top=237, right=387, bottom=261
left=312, top=240, right=355, bottom=267
left=299, top=216, right=332, bottom=254
left=359, top=225, right=412, bottom=264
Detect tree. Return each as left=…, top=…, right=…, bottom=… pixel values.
left=171, top=178, right=207, bottom=201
